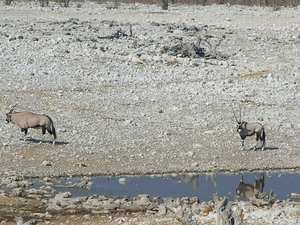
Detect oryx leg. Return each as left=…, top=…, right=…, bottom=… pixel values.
left=239, top=173, right=244, bottom=182
left=21, top=128, right=28, bottom=142
left=40, top=126, right=47, bottom=144
left=253, top=132, right=260, bottom=151
left=255, top=131, right=265, bottom=151
left=240, top=138, right=245, bottom=150
left=253, top=142, right=257, bottom=151
left=260, top=139, right=265, bottom=150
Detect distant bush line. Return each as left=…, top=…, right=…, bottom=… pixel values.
left=98, top=0, right=300, bottom=7
left=3, top=0, right=300, bottom=8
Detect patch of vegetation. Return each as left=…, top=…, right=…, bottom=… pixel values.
left=100, top=46, right=109, bottom=52
left=92, top=0, right=299, bottom=6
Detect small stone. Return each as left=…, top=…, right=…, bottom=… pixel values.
left=11, top=188, right=26, bottom=197
left=8, top=34, right=16, bottom=41
left=187, top=151, right=195, bottom=157
left=157, top=205, right=167, bottom=215
left=41, top=161, right=52, bottom=166
left=204, top=130, right=215, bottom=135
left=190, top=162, right=199, bottom=167
left=118, top=178, right=129, bottom=185
left=77, top=163, right=87, bottom=167
left=83, top=214, right=91, bottom=219
left=131, top=56, right=144, bottom=64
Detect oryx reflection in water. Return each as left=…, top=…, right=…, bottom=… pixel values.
left=236, top=173, right=265, bottom=200
left=167, top=173, right=217, bottom=189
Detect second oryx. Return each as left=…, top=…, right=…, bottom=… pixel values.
left=5, top=104, right=57, bottom=145
left=231, top=103, right=266, bottom=151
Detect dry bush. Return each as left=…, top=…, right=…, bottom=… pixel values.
left=61, top=0, right=70, bottom=7
left=39, top=0, right=49, bottom=6
left=53, top=0, right=70, bottom=7
left=106, top=0, right=121, bottom=9
left=162, top=0, right=168, bottom=9
left=102, top=0, right=299, bottom=6
left=4, top=0, right=13, bottom=5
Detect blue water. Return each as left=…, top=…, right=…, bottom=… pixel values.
left=47, top=171, right=300, bottom=202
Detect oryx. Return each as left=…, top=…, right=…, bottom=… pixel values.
left=5, top=104, right=57, bottom=145
left=231, top=103, right=266, bottom=151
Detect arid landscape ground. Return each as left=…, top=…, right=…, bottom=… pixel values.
left=0, top=1, right=300, bottom=224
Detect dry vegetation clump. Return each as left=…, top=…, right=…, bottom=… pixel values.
left=3, top=0, right=12, bottom=5
left=97, top=0, right=299, bottom=6
left=238, top=70, right=270, bottom=79
left=3, top=0, right=299, bottom=7
left=161, top=0, right=168, bottom=9
left=55, top=0, right=70, bottom=7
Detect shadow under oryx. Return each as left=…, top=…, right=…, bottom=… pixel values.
left=242, top=146, right=279, bottom=151
left=261, top=146, right=279, bottom=151
left=22, top=137, right=69, bottom=145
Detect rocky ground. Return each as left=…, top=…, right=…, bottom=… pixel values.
left=0, top=1, right=300, bottom=224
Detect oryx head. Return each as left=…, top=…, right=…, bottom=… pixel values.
left=6, top=103, right=17, bottom=123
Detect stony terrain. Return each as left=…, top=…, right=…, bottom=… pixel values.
left=0, top=1, right=300, bottom=224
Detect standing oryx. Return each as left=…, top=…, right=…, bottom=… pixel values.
left=5, top=104, right=57, bottom=145
left=231, top=103, right=266, bottom=151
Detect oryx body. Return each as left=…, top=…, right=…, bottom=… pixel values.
left=6, top=104, right=56, bottom=145
left=231, top=104, right=266, bottom=151
left=238, top=121, right=265, bottom=151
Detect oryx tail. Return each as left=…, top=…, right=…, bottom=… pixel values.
left=45, top=115, right=57, bottom=140
left=260, top=126, right=266, bottom=149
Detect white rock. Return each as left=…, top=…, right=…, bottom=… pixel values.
left=118, top=178, right=129, bottom=185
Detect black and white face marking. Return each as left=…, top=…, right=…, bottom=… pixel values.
left=237, top=123, right=242, bottom=133
left=5, top=113, right=12, bottom=124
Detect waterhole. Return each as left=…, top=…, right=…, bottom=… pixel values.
left=35, top=171, right=300, bottom=202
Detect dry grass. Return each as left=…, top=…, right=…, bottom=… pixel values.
left=240, top=99, right=275, bottom=107
left=167, top=59, right=181, bottom=66
left=237, top=70, right=269, bottom=79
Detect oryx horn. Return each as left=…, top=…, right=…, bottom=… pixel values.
left=231, top=103, right=241, bottom=124
left=9, top=103, right=18, bottom=114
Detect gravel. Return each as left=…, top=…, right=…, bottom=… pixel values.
left=0, top=2, right=300, bottom=223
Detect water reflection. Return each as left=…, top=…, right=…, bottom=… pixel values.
left=167, top=173, right=217, bottom=189
left=33, top=171, right=300, bottom=202
left=167, top=173, right=200, bottom=188
left=236, top=173, right=265, bottom=200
